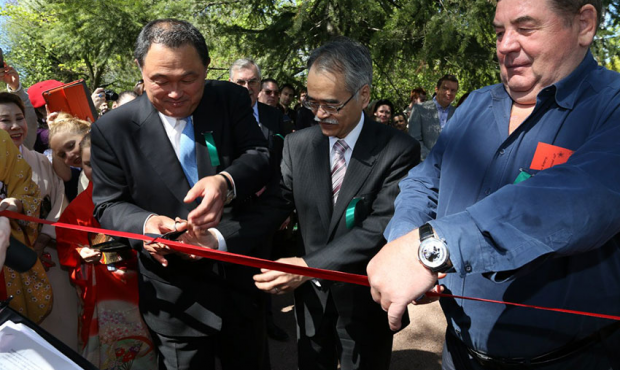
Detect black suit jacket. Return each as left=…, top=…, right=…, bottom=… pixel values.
left=91, top=80, right=270, bottom=337
left=220, top=116, right=420, bottom=336
left=257, top=102, right=286, bottom=174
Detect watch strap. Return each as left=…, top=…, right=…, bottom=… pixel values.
left=419, top=223, right=434, bottom=241
left=218, top=173, right=235, bottom=205
left=219, top=173, right=233, bottom=190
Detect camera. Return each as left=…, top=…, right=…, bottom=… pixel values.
left=104, top=89, right=119, bottom=101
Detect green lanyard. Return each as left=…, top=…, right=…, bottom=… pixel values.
left=202, top=132, right=220, bottom=167
left=346, top=197, right=362, bottom=229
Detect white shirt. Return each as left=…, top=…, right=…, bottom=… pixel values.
left=158, top=112, right=189, bottom=162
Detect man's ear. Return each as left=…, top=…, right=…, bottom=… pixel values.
left=360, top=84, right=371, bottom=110
left=578, top=4, right=598, bottom=47
left=205, top=58, right=211, bottom=77
left=134, top=58, right=142, bottom=71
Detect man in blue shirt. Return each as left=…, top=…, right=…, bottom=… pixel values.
left=368, top=0, right=620, bottom=369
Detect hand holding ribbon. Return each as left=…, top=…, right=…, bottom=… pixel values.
left=254, top=257, right=312, bottom=295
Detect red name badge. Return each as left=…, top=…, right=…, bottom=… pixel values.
left=530, top=142, right=574, bottom=171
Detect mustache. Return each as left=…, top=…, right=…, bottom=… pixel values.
left=314, top=116, right=339, bottom=125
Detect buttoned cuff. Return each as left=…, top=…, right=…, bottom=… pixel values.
left=429, top=211, right=484, bottom=277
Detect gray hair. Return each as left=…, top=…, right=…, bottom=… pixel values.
left=229, top=58, right=262, bottom=80
left=134, top=19, right=210, bottom=67
left=548, top=0, right=603, bottom=28
left=307, top=37, right=372, bottom=95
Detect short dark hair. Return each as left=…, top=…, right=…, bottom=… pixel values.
left=436, top=74, right=459, bottom=89
left=373, top=99, right=394, bottom=114
left=0, top=92, right=25, bottom=115
left=261, top=78, right=279, bottom=91
left=281, top=83, right=296, bottom=95
left=307, top=36, right=372, bottom=95
left=134, top=19, right=210, bottom=67
left=548, top=0, right=603, bottom=28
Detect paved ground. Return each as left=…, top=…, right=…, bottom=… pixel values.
left=268, top=293, right=447, bottom=369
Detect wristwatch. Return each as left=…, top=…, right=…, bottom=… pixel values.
left=418, top=223, right=453, bottom=273
left=219, top=173, right=235, bottom=205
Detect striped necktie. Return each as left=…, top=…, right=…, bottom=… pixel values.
left=331, top=139, right=349, bottom=203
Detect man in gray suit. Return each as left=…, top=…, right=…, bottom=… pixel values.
left=198, top=37, right=420, bottom=369
left=409, top=74, right=459, bottom=160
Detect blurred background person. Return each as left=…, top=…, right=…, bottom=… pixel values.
left=373, top=99, right=394, bottom=125
left=408, top=74, right=458, bottom=160
left=1, top=62, right=38, bottom=149
left=0, top=129, right=53, bottom=324
left=56, top=133, right=156, bottom=368
left=403, top=87, right=427, bottom=119
left=392, top=112, right=408, bottom=133
left=91, top=88, right=119, bottom=116
left=278, top=83, right=296, bottom=131
left=48, top=112, right=91, bottom=199
left=133, top=79, right=145, bottom=96
left=229, top=57, right=289, bottom=343
left=258, top=78, right=280, bottom=107
left=294, top=88, right=315, bottom=131
left=26, top=79, right=64, bottom=154
left=112, top=90, right=138, bottom=109
left=0, top=92, right=77, bottom=348
left=25, top=79, right=88, bottom=202
left=456, top=91, right=470, bottom=108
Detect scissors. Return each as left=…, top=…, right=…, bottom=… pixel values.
left=145, top=229, right=188, bottom=245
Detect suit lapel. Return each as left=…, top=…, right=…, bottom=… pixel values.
left=192, top=92, right=219, bottom=180
left=134, top=101, right=195, bottom=211
left=309, top=132, right=333, bottom=233
left=328, top=119, right=377, bottom=235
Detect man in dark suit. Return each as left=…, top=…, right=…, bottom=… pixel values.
left=203, top=37, right=420, bottom=370
left=408, top=74, right=458, bottom=160
left=229, top=58, right=286, bottom=169
left=90, top=19, right=271, bottom=370
left=228, top=58, right=289, bottom=341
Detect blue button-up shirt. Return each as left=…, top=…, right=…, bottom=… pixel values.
left=433, top=96, right=451, bottom=129
left=386, top=51, right=620, bottom=358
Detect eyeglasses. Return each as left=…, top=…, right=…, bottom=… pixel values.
left=263, top=89, right=279, bottom=96
left=234, top=78, right=259, bottom=87
left=302, top=86, right=363, bottom=115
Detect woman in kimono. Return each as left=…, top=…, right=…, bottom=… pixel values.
left=53, top=121, right=155, bottom=369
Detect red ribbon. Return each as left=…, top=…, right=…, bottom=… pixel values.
left=2, top=210, right=619, bottom=321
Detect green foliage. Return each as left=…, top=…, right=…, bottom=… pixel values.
left=1, top=0, right=618, bottom=108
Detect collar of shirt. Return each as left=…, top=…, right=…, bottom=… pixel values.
left=158, top=112, right=190, bottom=161
left=328, top=112, right=365, bottom=168
left=551, top=50, right=597, bottom=110
left=433, top=96, right=451, bottom=128
left=433, top=96, right=451, bottom=113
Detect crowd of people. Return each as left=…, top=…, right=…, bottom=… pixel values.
left=0, top=0, right=619, bottom=369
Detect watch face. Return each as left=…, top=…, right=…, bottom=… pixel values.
left=419, top=239, right=448, bottom=269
